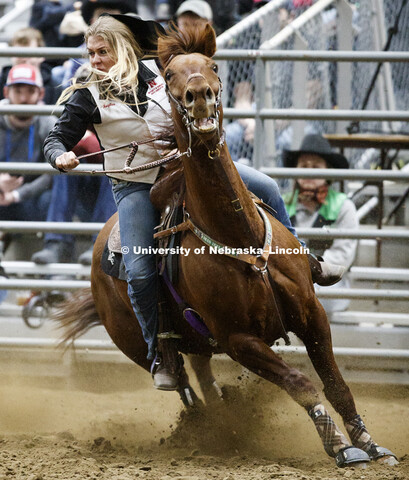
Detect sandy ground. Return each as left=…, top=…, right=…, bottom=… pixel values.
left=0, top=357, right=408, bottom=480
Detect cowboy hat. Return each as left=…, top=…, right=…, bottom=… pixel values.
left=102, top=13, right=166, bottom=53
left=81, top=0, right=137, bottom=25
left=282, top=134, right=349, bottom=169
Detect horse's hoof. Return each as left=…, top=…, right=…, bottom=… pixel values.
left=377, top=455, right=399, bottom=466
left=335, top=446, right=371, bottom=468
left=212, top=380, right=224, bottom=400
left=178, top=385, right=201, bottom=408
left=367, top=445, right=399, bottom=465
left=182, top=386, right=195, bottom=407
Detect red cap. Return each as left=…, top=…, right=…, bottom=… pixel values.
left=6, top=64, right=43, bottom=88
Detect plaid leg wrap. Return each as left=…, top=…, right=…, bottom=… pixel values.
left=345, top=414, right=375, bottom=452
left=309, top=404, right=350, bottom=457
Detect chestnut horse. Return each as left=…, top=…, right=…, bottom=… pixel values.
left=56, top=24, right=396, bottom=468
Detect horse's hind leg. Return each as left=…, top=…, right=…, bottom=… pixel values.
left=228, top=332, right=370, bottom=467
left=299, top=300, right=398, bottom=465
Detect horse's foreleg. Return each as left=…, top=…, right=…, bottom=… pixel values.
left=228, top=332, right=370, bottom=466
left=300, top=301, right=398, bottom=465
left=188, top=354, right=223, bottom=405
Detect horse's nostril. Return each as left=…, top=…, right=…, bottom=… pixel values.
left=206, top=87, right=214, bottom=100
left=185, top=89, right=194, bottom=104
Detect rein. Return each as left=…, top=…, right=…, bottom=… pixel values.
left=76, top=138, right=188, bottom=175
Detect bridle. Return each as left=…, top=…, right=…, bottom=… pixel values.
left=165, top=71, right=224, bottom=159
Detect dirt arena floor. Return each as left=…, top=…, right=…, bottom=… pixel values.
left=0, top=356, right=408, bottom=480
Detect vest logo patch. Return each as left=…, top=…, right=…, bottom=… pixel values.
left=147, top=79, right=164, bottom=95
left=103, top=102, right=116, bottom=108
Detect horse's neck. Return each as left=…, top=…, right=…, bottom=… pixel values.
left=182, top=144, right=264, bottom=247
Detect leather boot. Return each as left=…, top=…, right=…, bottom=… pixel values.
left=152, top=335, right=181, bottom=391
left=31, top=241, right=72, bottom=264
left=308, top=254, right=345, bottom=287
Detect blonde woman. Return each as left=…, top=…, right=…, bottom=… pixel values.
left=43, top=14, right=178, bottom=389
left=44, top=14, right=344, bottom=391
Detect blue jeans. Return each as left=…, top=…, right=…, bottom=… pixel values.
left=111, top=180, right=159, bottom=360
left=45, top=174, right=117, bottom=246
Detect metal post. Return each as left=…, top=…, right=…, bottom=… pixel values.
left=336, top=0, right=353, bottom=132
left=292, top=32, right=309, bottom=148
left=253, top=57, right=266, bottom=169
left=372, top=0, right=397, bottom=132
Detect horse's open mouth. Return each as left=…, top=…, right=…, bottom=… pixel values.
left=191, top=117, right=218, bottom=133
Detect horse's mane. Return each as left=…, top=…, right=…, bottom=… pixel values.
left=157, top=23, right=217, bottom=68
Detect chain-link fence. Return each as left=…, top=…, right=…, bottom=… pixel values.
left=218, top=0, right=409, bottom=168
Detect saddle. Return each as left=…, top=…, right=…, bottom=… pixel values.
left=101, top=220, right=127, bottom=281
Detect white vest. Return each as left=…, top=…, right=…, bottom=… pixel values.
left=88, top=60, right=171, bottom=184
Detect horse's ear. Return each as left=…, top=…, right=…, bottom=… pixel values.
left=203, top=24, right=217, bottom=58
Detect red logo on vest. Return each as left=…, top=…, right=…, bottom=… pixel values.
left=148, top=80, right=157, bottom=89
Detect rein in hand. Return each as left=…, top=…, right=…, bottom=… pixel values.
left=72, top=138, right=187, bottom=176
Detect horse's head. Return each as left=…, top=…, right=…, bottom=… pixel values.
left=158, top=24, right=222, bottom=147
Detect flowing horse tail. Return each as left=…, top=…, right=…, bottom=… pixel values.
left=53, top=288, right=101, bottom=345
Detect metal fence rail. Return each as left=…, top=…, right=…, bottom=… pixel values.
left=2, top=104, right=409, bottom=122
left=1, top=336, right=407, bottom=360
left=0, top=221, right=408, bottom=239
left=2, top=162, right=409, bottom=181
left=3, top=47, right=409, bottom=62
left=3, top=261, right=408, bottom=282
left=0, top=277, right=407, bottom=300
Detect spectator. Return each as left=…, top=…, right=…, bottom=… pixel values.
left=0, top=64, right=56, bottom=223
left=0, top=27, right=58, bottom=105
left=282, top=134, right=358, bottom=313
left=225, top=81, right=255, bottom=164
left=156, top=0, right=236, bottom=34
left=30, top=1, right=84, bottom=58
left=31, top=130, right=117, bottom=265
left=175, top=0, right=213, bottom=31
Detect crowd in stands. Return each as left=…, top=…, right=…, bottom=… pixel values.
left=0, top=0, right=358, bottom=315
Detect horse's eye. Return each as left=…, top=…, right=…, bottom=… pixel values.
left=165, top=71, right=172, bottom=82
left=212, top=64, right=218, bottom=73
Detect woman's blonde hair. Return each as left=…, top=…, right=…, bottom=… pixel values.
left=58, top=15, right=144, bottom=106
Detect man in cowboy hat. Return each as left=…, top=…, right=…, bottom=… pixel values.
left=283, top=133, right=359, bottom=311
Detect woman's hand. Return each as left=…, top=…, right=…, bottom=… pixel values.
left=0, top=174, right=23, bottom=193
left=56, top=152, right=80, bottom=171
left=0, top=191, right=18, bottom=206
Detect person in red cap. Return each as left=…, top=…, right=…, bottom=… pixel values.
left=0, top=64, right=56, bottom=227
